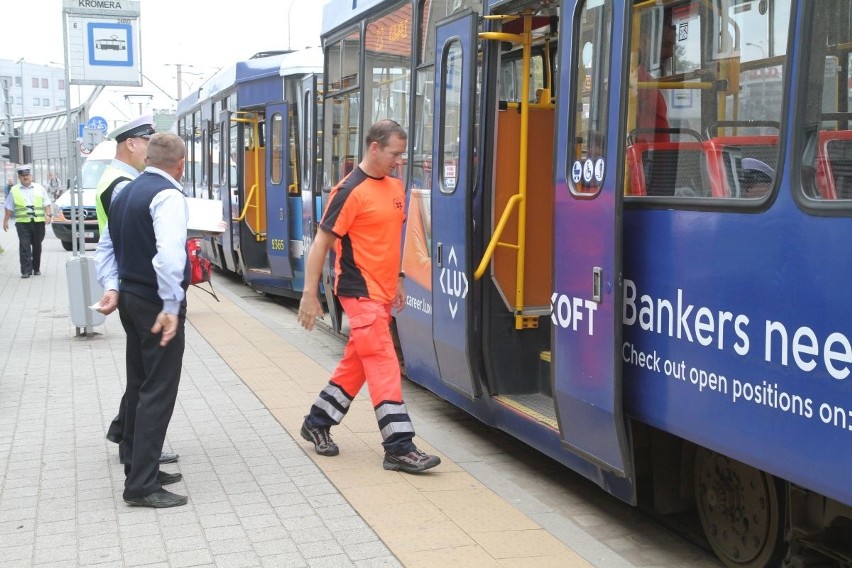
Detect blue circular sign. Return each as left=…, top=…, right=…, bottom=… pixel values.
left=86, top=116, right=109, bottom=133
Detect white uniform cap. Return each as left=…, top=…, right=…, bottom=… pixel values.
left=16, top=164, right=32, bottom=174
left=110, top=113, right=156, bottom=142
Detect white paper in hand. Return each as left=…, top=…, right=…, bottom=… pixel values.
left=186, top=198, right=225, bottom=234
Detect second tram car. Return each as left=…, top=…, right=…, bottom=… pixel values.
left=319, top=0, right=852, bottom=566
left=176, top=48, right=323, bottom=298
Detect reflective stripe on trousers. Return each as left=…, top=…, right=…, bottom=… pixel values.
left=306, top=297, right=416, bottom=454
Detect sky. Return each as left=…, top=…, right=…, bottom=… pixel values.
left=1, top=0, right=326, bottom=126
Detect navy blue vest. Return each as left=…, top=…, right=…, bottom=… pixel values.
left=108, top=171, right=190, bottom=304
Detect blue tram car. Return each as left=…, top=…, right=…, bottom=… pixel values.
left=176, top=48, right=324, bottom=298
left=319, top=0, right=852, bottom=566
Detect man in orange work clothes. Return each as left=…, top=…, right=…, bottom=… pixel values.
left=297, top=119, right=441, bottom=474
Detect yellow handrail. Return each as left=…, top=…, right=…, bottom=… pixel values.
left=478, top=13, right=533, bottom=329
left=233, top=183, right=258, bottom=222
left=231, top=113, right=262, bottom=234
left=474, top=194, right=523, bottom=278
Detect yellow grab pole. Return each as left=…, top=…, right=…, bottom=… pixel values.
left=513, top=14, right=532, bottom=329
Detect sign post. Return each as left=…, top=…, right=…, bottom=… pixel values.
left=62, top=0, right=141, bottom=336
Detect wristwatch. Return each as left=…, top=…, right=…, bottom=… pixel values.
left=398, top=272, right=406, bottom=279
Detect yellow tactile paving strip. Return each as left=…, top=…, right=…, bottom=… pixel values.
left=187, top=287, right=591, bottom=567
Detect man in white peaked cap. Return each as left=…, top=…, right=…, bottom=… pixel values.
left=98, top=114, right=180, bottom=466
left=95, top=113, right=156, bottom=233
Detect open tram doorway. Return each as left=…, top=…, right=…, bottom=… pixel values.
left=473, top=0, right=633, bottom=481
left=231, top=108, right=272, bottom=278
left=475, top=5, right=561, bottom=424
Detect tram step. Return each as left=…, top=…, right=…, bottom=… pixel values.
left=539, top=351, right=552, bottom=397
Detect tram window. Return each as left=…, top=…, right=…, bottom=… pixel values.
left=271, top=113, right=284, bottom=186
left=324, top=92, right=361, bottom=188
left=288, top=106, right=299, bottom=194
left=569, top=1, right=613, bottom=196
left=211, top=129, right=220, bottom=193
left=420, top=0, right=482, bottom=65
left=439, top=40, right=463, bottom=195
left=302, top=90, right=312, bottom=193
left=624, top=0, right=790, bottom=200
left=327, top=31, right=360, bottom=92
left=366, top=3, right=413, bottom=182
left=799, top=0, right=852, bottom=202
left=229, top=121, right=238, bottom=191
left=499, top=55, right=545, bottom=103
left=324, top=28, right=361, bottom=190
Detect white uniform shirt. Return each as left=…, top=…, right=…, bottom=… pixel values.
left=95, top=167, right=189, bottom=314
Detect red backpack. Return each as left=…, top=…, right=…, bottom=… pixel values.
left=187, top=238, right=218, bottom=300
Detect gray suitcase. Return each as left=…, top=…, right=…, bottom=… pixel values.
left=66, top=255, right=106, bottom=331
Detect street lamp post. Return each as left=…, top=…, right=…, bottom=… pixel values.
left=287, top=0, right=296, bottom=51
left=17, top=58, right=25, bottom=118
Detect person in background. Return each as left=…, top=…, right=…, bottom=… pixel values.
left=297, top=119, right=441, bottom=474
left=94, top=132, right=190, bottom=508
left=3, top=164, right=52, bottom=278
left=47, top=171, right=62, bottom=200
left=96, top=114, right=180, bottom=467
left=636, top=12, right=677, bottom=142
left=740, top=157, right=775, bottom=198
left=5, top=177, right=14, bottom=197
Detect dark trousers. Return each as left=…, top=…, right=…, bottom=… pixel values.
left=106, top=395, right=126, bottom=443
left=117, top=292, right=185, bottom=499
left=15, top=221, right=45, bottom=275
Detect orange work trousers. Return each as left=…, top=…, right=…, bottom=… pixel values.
left=305, top=296, right=416, bottom=454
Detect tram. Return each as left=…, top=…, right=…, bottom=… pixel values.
left=176, top=48, right=323, bottom=298
left=319, top=0, right=852, bottom=566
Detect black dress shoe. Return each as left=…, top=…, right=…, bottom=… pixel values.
left=124, top=488, right=187, bottom=508
left=157, top=471, right=182, bottom=485
left=21, top=274, right=30, bottom=279
left=159, top=451, right=179, bottom=464
left=120, top=451, right=178, bottom=465
left=32, top=271, right=41, bottom=276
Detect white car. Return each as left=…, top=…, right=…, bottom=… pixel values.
left=52, top=141, right=116, bottom=251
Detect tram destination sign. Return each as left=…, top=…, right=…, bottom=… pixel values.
left=63, top=0, right=142, bottom=86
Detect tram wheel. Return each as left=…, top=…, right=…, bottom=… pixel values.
left=694, top=447, right=787, bottom=568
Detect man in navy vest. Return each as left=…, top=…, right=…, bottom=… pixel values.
left=98, top=115, right=179, bottom=466
left=94, top=132, right=190, bottom=508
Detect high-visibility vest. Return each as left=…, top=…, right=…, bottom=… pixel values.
left=10, top=185, right=46, bottom=223
left=96, top=164, right=133, bottom=233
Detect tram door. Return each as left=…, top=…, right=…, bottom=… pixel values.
left=552, top=0, right=633, bottom=484
left=299, top=75, right=320, bottom=253
left=265, top=103, right=294, bottom=279
left=430, top=12, right=480, bottom=399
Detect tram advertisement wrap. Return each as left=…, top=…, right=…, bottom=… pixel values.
left=617, top=279, right=851, bottom=427
left=552, top=277, right=852, bottom=504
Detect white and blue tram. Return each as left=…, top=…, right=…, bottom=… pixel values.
left=176, top=48, right=323, bottom=297
left=319, top=0, right=852, bottom=565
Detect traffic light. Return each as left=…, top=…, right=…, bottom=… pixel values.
left=1, top=136, right=21, bottom=163
left=22, top=144, right=32, bottom=164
